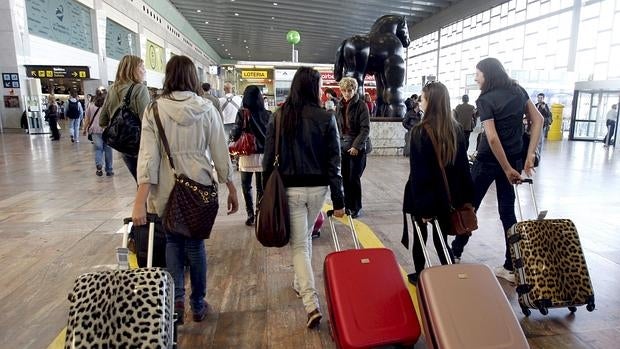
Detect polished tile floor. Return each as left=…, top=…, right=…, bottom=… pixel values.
left=0, top=130, right=618, bottom=349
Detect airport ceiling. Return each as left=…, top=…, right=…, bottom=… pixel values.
left=169, top=0, right=460, bottom=64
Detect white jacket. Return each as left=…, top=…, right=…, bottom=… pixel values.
left=138, top=91, right=233, bottom=216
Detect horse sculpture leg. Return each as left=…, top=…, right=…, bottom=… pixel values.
left=382, top=55, right=407, bottom=119
left=342, top=37, right=370, bottom=96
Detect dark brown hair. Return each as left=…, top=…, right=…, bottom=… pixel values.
left=476, top=57, right=518, bottom=95
left=162, top=55, right=202, bottom=97
left=417, top=81, right=458, bottom=165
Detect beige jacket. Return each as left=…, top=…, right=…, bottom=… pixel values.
left=138, top=91, right=233, bottom=216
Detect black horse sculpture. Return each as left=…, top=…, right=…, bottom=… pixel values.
left=334, top=15, right=411, bottom=118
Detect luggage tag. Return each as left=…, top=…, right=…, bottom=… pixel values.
left=116, top=219, right=133, bottom=270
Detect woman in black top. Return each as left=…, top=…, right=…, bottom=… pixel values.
left=402, top=82, right=474, bottom=284
left=451, top=58, right=543, bottom=283
left=230, top=85, right=271, bottom=226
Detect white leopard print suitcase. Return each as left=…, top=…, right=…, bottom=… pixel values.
left=65, top=218, right=175, bottom=348
left=508, top=179, right=595, bottom=317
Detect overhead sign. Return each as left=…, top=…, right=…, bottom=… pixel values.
left=146, top=40, right=165, bottom=73
left=2, top=73, right=20, bottom=88
left=242, top=71, right=268, bottom=79
left=26, top=0, right=94, bottom=52
left=275, top=70, right=297, bottom=81
left=320, top=71, right=375, bottom=82
left=25, top=65, right=90, bottom=79
left=105, top=18, right=138, bottom=60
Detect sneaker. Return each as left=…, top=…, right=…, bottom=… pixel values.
left=193, top=302, right=209, bottom=322
left=245, top=215, right=255, bottom=226
left=174, top=300, right=185, bottom=325
left=494, top=266, right=516, bottom=284
left=454, top=257, right=461, bottom=264
left=407, top=273, right=419, bottom=285
left=306, top=309, right=322, bottom=329
left=106, top=171, right=114, bottom=176
left=70, top=135, right=74, bottom=143
left=96, top=165, right=103, bottom=177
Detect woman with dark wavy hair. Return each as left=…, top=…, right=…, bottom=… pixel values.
left=230, top=85, right=271, bottom=226
left=263, top=67, right=344, bottom=329
left=451, top=58, right=543, bottom=283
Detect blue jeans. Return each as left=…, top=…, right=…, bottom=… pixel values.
left=91, top=133, right=113, bottom=173
left=288, top=186, right=328, bottom=313
left=166, top=233, right=207, bottom=313
left=240, top=171, right=263, bottom=217
left=69, top=117, right=82, bottom=140
left=451, top=157, right=522, bottom=271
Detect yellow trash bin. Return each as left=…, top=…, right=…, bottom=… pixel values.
left=548, top=103, right=564, bottom=141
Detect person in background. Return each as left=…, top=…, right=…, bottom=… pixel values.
left=536, top=93, right=552, bottom=139
left=230, top=85, right=271, bottom=226
left=403, top=81, right=474, bottom=284
left=132, top=55, right=239, bottom=325
left=46, top=95, right=60, bottom=141
left=364, top=92, right=375, bottom=116
left=402, top=100, right=422, bottom=157
left=219, top=81, right=243, bottom=138
left=263, top=67, right=344, bottom=329
left=263, top=96, right=270, bottom=110
left=201, top=83, right=222, bottom=113
left=335, top=77, right=370, bottom=218
left=83, top=88, right=113, bottom=176
left=451, top=58, right=543, bottom=283
left=65, top=89, right=84, bottom=143
left=99, top=55, right=150, bottom=182
left=604, top=104, right=617, bottom=147
left=453, top=94, right=476, bottom=151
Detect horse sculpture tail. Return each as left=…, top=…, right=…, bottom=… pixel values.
left=334, top=39, right=347, bottom=82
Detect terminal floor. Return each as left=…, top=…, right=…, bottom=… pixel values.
left=0, top=131, right=619, bottom=349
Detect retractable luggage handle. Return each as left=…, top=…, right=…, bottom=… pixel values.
left=513, top=178, right=547, bottom=221
left=413, top=218, right=452, bottom=268
left=326, top=209, right=361, bottom=251
left=117, top=217, right=157, bottom=270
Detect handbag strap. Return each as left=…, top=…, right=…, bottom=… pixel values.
left=274, top=110, right=282, bottom=167
left=123, top=84, right=136, bottom=108
left=151, top=101, right=176, bottom=172
left=423, top=123, right=453, bottom=208
left=86, top=107, right=100, bottom=131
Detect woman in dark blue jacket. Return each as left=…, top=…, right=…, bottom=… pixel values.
left=402, top=81, right=474, bottom=284
left=230, top=85, right=271, bottom=226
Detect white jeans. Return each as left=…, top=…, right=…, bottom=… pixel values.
left=288, top=186, right=328, bottom=313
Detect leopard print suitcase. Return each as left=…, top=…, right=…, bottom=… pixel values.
left=64, top=268, right=174, bottom=348
left=508, top=218, right=595, bottom=316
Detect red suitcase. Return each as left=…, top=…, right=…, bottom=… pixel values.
left=323, top=211, right=421, bottom=349
left=413, top=219, right=529, bottom=349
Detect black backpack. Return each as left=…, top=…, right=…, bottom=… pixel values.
left=103, top=84, right=141, bottom=156
left=66, top=100, right=80, bottom=119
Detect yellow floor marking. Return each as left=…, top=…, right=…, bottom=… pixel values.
left=322, top=204, right=422, bottom=324
left=48, top=251, right=139, bottom=349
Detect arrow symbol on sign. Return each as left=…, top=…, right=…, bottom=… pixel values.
left=72, top=72, right=78, bottom=77
left=32, top=71, right=37, bottom=77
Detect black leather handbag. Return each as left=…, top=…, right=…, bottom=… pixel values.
left=152, top=102, right=219, bottom=240
left=103, top=84, right=141, bottom=156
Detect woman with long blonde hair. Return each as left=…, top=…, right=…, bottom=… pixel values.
left=402, top=81, right=474, bottom=284
left=99, top=55, right=150, bottom=182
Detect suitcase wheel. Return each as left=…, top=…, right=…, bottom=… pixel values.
left=568, top=306, right=577, bottom=313
left=521, top=305, right=531, bottom=317
left=586, top=302, right=595, bottom=312
left=539, top=307, right=549, bottom=315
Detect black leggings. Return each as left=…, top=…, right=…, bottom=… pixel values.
left=409, top=214, right=454, bottom=273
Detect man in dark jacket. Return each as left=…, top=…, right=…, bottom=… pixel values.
left=335, top=77, right=370, bottom=218
left=454, top=94, right=476, bottom=150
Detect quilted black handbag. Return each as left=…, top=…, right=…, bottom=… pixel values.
left=152, top=102, right=219, bottom=240
left=103, top=84, right=141, bottom=156
left=255, top=112, right=290, bottom=247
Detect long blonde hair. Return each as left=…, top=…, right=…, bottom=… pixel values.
left=115, top=55, right=143, bottom=85
left=418, top=82, right=458, bottom=165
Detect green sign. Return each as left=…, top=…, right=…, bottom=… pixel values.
left=26, top=0, right=94, bottom=52
left=145, top=40, right=165, bottom=73
left=105, top=19, right=138, bottom=61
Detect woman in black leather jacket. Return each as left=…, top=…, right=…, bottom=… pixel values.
left=263, top=67, right=344, bottom=329
left=335, top=77, right=370, bottom=218
left=230, top=85, right=271, bottom=226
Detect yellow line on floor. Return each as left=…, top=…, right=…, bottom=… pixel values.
left=322, top=204, right=422, bottom=323
left=47, top=252, right=138, bottom=349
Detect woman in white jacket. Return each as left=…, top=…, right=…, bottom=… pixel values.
left=132, top=55, right=239, bottom=324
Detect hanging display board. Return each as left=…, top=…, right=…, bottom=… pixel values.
left=145, top=40, right=165, bottom=73
left=26, top=0, right=94, bottom=52
left=105, top=18, right=138, bottom=60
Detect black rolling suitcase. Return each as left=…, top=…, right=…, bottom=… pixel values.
left=508, top=179, right=595, bottom=316
left=131, top=213, right=167, bottom=267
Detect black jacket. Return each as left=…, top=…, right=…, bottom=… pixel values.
left=335, top=94, right=370, bottom=151
left=230, top=108, right=271, bottom=153
left=263, top=104, right=345, bottom=210
left=403, top=123, right=474, bottom=217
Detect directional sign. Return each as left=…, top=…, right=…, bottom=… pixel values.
left=2, top=73, right=19, bottom=88
left=25, top=66, right=90, bottom=79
